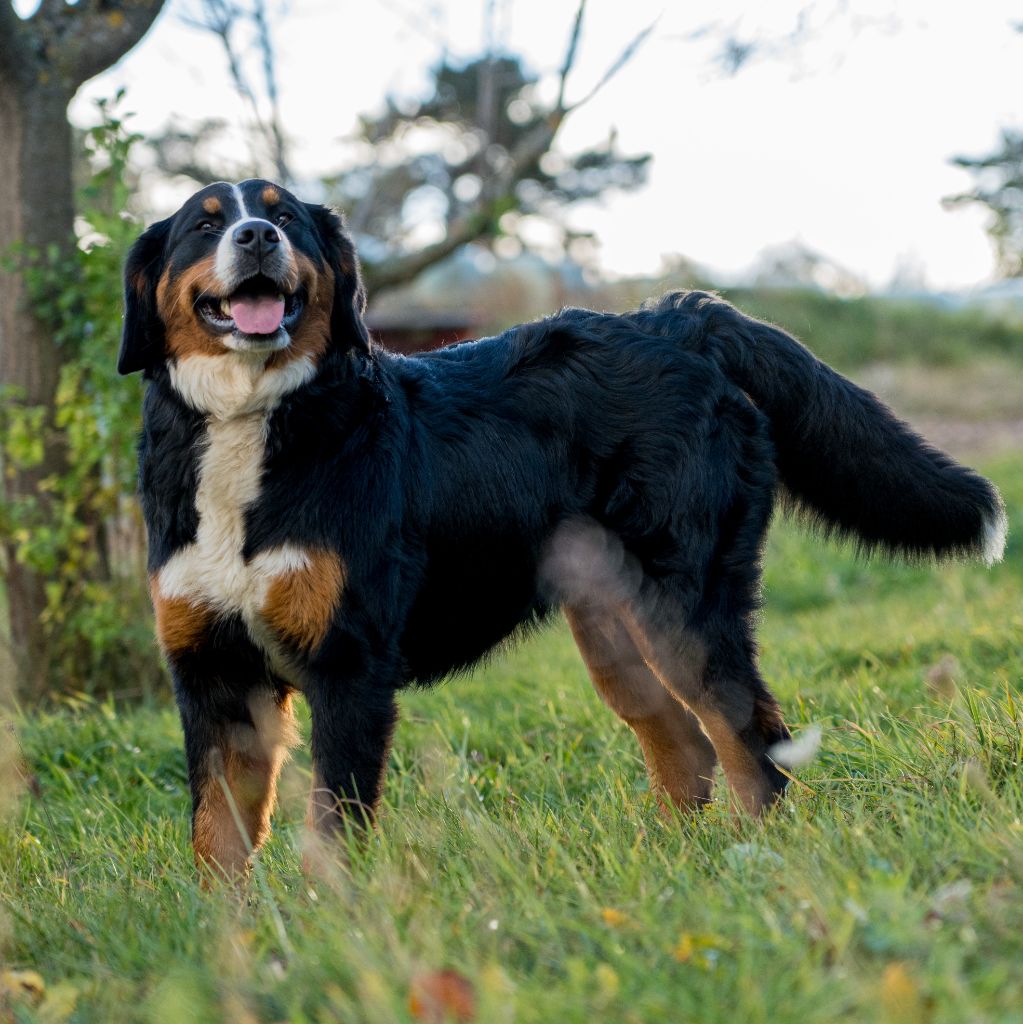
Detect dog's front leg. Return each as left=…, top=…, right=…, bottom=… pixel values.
left=303, top=670, right=399, bottom=843
left=174, top=658, right=296, bottom=886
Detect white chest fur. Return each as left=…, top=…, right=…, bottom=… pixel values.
left=156, top=353, right=320, bottom=643
left=158, top=413, right=297, bottom=622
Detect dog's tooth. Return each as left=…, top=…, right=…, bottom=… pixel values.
left=220, top=298, right=232, bottom=317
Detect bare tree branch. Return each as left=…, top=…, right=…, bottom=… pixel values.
left=377, top=0, right=448, bottom=50
left=73, top=2, right=164, bottom=87
left=565, top=16, right=657, bottom=113
left=251, top=0, right=289, bottom=182
left=363, top=212, right=493, bottom=295
left=365, top=114, right=563, bottom=293
left=477, top=0, right=499, bottom=146
left=149, top=118, right=245, bottom=185
left=555, top=0, right=586, bottom=112
left=183, top=0, right=292, bottom=184
left=183, top=0, right=262, bottom=119
left=360, top=1, right=652, bottom=297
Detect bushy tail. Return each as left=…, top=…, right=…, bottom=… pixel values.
left=647, top=292, right=1007, bottom=563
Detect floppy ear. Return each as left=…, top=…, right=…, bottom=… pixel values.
left=305, top=203, right=371, bottom=354
left=118, top=217, right=172, bottom=375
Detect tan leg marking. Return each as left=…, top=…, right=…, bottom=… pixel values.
left=261, top=548, right=344, bottom=651
left=150, top=577, right=214, bottom=655
left=692, top=708, right=777, bottom=815
left=565, top=606, right=717, bottom=811
left=193, top=692, right=298, bottom=884
left=619, top=608, right=778, bottom=817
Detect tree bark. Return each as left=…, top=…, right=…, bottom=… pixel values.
left=0, top=1, right=164, bottom=699
left=0, top=73, right=76, bottom=697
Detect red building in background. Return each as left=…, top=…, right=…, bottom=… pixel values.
left=366, top=308, right=478, bottom=354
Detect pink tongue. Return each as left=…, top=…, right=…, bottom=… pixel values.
left=230, top=295, right=285, bottom=335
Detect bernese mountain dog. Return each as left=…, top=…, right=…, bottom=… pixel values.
left=119, top=178, right=1007, bottom=881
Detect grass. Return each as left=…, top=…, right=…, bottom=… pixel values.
left=2, top=453, right=1021, bottom=1023
left=716, top=288, right=1023, bottom=371
left=596, top=282, right=1023, bottom=372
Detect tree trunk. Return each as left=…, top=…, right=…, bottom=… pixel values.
left=0, top=73, right=75, bottom=699
left=0, top=1, right=164, bottom=700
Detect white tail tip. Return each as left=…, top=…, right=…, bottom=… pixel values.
left=981, top=505, right=1008, bottom=566
left=769, top=724, right=822, bottom=768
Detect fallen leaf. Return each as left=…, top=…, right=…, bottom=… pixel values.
left=600, top=908, right=631, bottom=928
left=880, top=962, right=924, bottom=1022
left=36, top=981, right=79, bottom=1023
left=1, top=969, right=46, bottom=1004
left=924, top=654, right=959, bottom=700
left=409, top=969, right=476, bottom=1023
left=672, top=933, right=730, bottom=971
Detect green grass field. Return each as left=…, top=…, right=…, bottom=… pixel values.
left=2, top=454, right=1021, bottom=1024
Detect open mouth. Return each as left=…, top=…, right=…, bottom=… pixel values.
left=197, top=274, right=305, bottom=343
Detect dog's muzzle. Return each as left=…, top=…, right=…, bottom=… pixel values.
left=203, top=218, right=303, bottom=344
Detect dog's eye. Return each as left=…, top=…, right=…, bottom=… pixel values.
left=196, top=220, right=217, bottom=232
left=275, top=212, right=293, bottom=228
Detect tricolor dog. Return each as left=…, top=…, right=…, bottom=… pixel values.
left=119, top=179, right=1007, bottom=881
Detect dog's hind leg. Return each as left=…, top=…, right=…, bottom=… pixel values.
left=621, top=588, right=790, bottom=817
left=614, top=387, right=791, bottom=816
left=565, top=604, right=717, bottom=811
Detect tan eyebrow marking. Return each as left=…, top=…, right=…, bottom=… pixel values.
left=202, top=196, right=222, bottom=214
left=262, top=185, right=280, bottom=206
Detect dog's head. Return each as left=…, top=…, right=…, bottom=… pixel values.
left=118, top=180, right=369, bottom=376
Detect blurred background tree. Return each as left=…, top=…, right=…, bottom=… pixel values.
left=0, top=0, right=165, bottom=698
left=152, top=0, right=653, bottom=295
left=941, top=20, right=1023, bottom=279
left=329, top=47, right=652, bottom=294
left=148, top=0, right=292, bottom=188
left=947, top=130, right=1023, bottom=278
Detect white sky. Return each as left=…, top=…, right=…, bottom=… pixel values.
left=64, top=0, right=1023, bottom=291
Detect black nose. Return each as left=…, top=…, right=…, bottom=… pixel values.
left=232, top=219, right=280, bottom=257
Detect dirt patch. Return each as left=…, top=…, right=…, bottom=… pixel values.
left=855, top=360, right=1023, bottom=460
left=908, top=417, right=1023, bottom=461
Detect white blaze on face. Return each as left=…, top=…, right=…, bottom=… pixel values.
left=212, top=184, right=248, bottom=292
left=212, top=183, right=295, bottom=298
left=232, top=183, right=248, bottom=219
